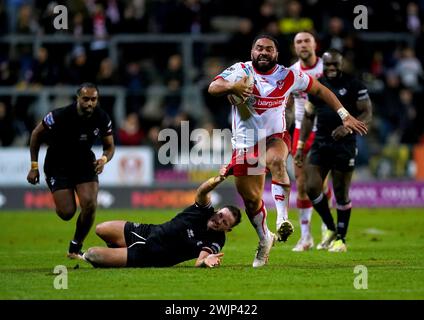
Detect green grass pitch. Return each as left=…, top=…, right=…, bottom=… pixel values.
left=1, top=208, right=423, bottom=300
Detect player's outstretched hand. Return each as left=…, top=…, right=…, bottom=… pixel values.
left=204, top=252, right=224, bottom=268
left=27, top=169, right=40, bottom=185
left=343, top=115, right=368, bottom=136
left=294, top=149, right=305, bottom=168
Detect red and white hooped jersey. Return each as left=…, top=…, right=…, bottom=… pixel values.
left=290, top=57, right=323, bottom=130
left=215, top=61, right=312, bottom=149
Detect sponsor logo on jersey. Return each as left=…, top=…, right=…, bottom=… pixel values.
left=93, top=128, right=99, bottom=136
left=339, top=88, right=347, bottom=96
left=254, top=97, right=285, bottom=109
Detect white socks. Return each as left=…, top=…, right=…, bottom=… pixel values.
left=272, top=181, right=290, bottom=229
left=249, top=200, right=271, bottom=244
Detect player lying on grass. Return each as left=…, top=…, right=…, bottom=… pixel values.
left=82, top=167, right=241, bottom=268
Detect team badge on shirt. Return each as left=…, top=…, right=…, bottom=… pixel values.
left=44, top=112, right=55, bottom=129
left=277, top=80, right=285, bottom=89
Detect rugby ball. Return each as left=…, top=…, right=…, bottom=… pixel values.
left=228, top=72, right=254, bottom=106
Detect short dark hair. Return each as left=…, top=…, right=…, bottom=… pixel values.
left=294, top=30, right=318, bottom=40
left=252, top=34, right=279, bottom=51
left=224, top=205, right=242, bottom=227
left=324, top=48, right=343, bottom=57
left=77, top=82, right=99, bottom=96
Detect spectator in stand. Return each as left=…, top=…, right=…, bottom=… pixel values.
left=121, top=0, right=149, bottom=33
left=39, top=1, right=60, bottom=34
left=88, top=3, right=110, bottom=76
left=72, top=11, right=91, bottom=40
left=399, top=88, right=420, bottom=144
left=117, top=113, right=145, bottom=146
left=124, top=61, right=147, bottom=114
left=68, top=46, right=92, bottom=84
left=395, top=47, right=423, bottom=91
left=279, top=0, right=314, bottom=35
left=0, top=101, right=15, bottom=146
left=163, top=54, right=184, bottom=119
left=406, top=2, right=421, bottom=35
left=252, top=1, right=278, bottom=34
left=377, top=72, right=403, bottom=144
left=96, top=57, right=119, bottom=125
left=321, top=17, right=346, bottom=53
left=30, top=47, right=59, bottom=86
left=16, top=4, right=39, bottom=34
left=229, top=18, right=255, bottom=61
left=200, top=57, right=231, bottom=129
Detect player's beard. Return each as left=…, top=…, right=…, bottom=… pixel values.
left=299, top=50, right=313, bottom=63
left=252, top=55, right=277, bottom=73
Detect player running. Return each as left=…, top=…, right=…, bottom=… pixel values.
left=289, top=31, right=331, bottom=252
left=208, top=34, right=367, bottom=267
left=27, top=83, right=115, bottom=258
left=295, top=49, right=372, bottom=252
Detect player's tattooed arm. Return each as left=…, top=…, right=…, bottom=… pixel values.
left=356, top=97, right=373, bottom=126
left=285, top=94, right=295, bottom=129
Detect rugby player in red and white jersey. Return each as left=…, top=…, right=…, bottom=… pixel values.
left=208, top=34, right=367, bottom=267
left=289, top=31, right=332, bottom=252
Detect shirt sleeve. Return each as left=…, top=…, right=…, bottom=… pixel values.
left=291, top=69, right=313, bottom=93
left=353, top=79, right=369, bottom=101
left=201, top=235, right=225, bottom=254
left=213, top=62, right=247, bottom=83
left=42, top=109, right=60, bottom=130
left=100, top=111, right=113, bottom=137
left=183, top=203, right=214, bottom=214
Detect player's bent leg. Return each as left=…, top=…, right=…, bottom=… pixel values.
left=95, top=221, right=127, bottom=248
left=52, top=189, right=77, bottom=221
left=235, top=175, right=276, bottom=267
left=266, top=139, right=293, bottom=242
left=67, top=182, right=98, bottom=258
left=305, top=164, right=337, bottom=250
left=83, top=247, right=127, bottom=268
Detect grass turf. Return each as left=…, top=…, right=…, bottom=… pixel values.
left=0, top=208, right=423, bottom=300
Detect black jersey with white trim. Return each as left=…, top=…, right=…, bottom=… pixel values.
left=42, top=103, right=112, bottom=168
left=145, top=203, right=226, bottom=267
